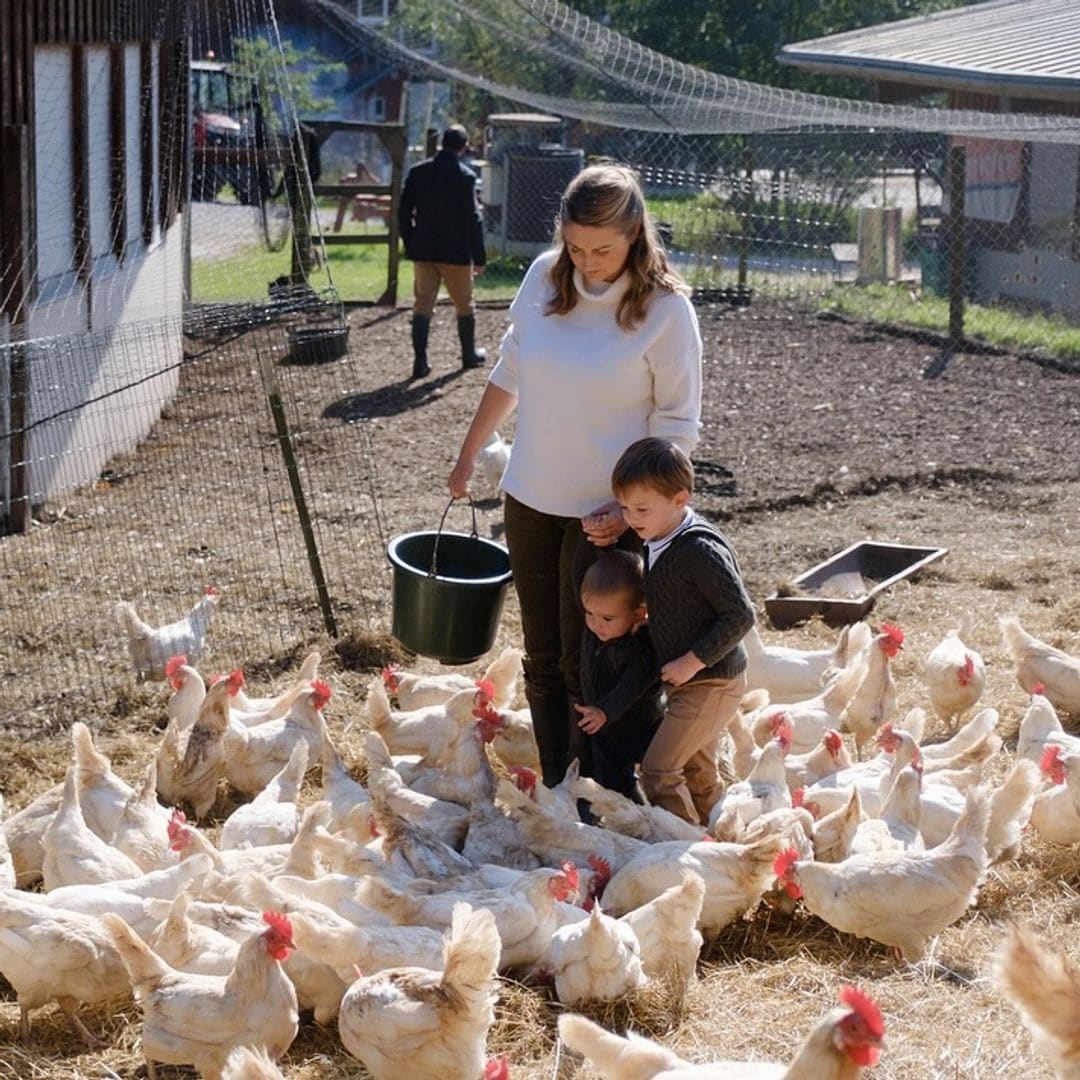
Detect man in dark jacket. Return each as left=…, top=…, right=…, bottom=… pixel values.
left=399, top=124, right=487, bottom=379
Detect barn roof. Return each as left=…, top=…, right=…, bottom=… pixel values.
left=779, top=0, right=1080, bottom=103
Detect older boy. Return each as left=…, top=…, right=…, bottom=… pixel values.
left=611, top=436, right=755, bottom=824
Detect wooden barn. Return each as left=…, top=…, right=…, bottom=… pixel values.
left=0, top=0, right=188, bottom=531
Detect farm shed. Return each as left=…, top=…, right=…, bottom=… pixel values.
left=779, top=0, right=1080, bottom=318
left=0, top=1, right=188, bottom=531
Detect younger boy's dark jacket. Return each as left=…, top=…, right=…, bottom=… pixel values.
left=580, top=624, right=664, bottom=731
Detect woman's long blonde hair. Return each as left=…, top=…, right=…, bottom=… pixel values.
left=544, top=163, right=688, bottom=331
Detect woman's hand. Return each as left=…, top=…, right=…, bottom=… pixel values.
left=581, top=500, right=628, bottom=548
left=574, top=703, right=608, bottom=735
left=448, top=457, right=475, bottom=499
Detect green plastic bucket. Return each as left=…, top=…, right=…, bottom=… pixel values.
left=387, top=500, right=513, bottom=665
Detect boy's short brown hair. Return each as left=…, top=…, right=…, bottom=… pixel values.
left=580, top=549, right=645, bottom=609
left=611, top=436, right=694, bottom=498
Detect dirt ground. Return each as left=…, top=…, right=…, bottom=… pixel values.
left=1, top=296, right=1079, bottom=1078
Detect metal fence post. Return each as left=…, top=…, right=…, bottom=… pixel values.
left=257, top=344, right=338, bottom=638
left=946, top=143, right=966, bottom=351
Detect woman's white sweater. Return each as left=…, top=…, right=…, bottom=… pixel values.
left=489, top=249, right=702, bottom=518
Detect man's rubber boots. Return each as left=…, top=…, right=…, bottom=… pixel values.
left=457, top=313, right=487, bottom=369
left=411, top=314, right=431, bottom=379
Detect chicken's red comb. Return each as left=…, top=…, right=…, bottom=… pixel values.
left=587, top=853, right=612, bottom=883
left=773, top=846, right=800, bottom=879
left=558, top=859, right=580, bottom=891
left=773, top=717, right=793, bottom=751
left=1032, top=682, right=1046, bottom=696
left=840, top=985, right=885, bottom=1041
left=485, top=1055, right=510, bottom=1080
left=165, top=655, right=188, bottom=677
left=474, top=678, right=496, bottom=701
left=1040, top=743, right=1063, bottom=774
left=204, top=585, right=220, bottom=597
left=226, top=669, right=245, bottom=693
left=791, top=787, right=805, bottom=808
left=309, top=680, right=332, bottom=709
left=509, top=765, right=537, bottom=792
left=472, top=701, right=502, bottom=724
left=824, top=729, right=843, bottom=753
left=262, top=910, right=293, bottom=943
left=166, top=807, right=187, bottom=839
left=880, top=622, right=905, bottom=646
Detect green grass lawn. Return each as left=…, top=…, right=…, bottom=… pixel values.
left=820, top=283, right=1080, bottom=366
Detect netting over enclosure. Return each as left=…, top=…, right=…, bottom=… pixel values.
left=2, top=0, right=1080, bottom=725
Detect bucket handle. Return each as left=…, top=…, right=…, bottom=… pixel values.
left=429, top=496, right=479, bottom=578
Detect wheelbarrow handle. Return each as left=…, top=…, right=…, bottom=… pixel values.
left=429, top=496, right=479, bottom=578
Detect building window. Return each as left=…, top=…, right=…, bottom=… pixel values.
left=371, top=96, right=386, bottom=121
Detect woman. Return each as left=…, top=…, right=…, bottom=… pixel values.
left=448, top=163, right=702, bottom=787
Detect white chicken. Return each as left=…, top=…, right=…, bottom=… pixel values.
left=320, top=727, right=371, bottom=831
left=569, top=775, right=704, bottom=843
left=742, top=623, right=837, bottom=703
left=231, top=650, right=321, bottom=714
left=165, top=654, right=206, bottom=730
left=922, top=628, right=986, bottom=727
left=848, top=763, right=924, bottom=856
left=337, top=902, right=501, bottom=1080
left=1027, top=745, right=1080, bottom=845
left=219, top=739, right=308, bottom=850
left=359, top=862, right=581, bottom=971
left=3, top=720, right=134, bottom=887
left=364, top=731, right=471, bottom=848
left=103, top=909, right=299, bottom=1080
left=618, top=871, right=705, bottom=990
left=157, top=670, right=242, bottom=820
left=838, top=623, right=904, bottom=755
left=111, top=758, right=177, bottom=872
left=223, top=679, right=330, bottom=797
left=148, top=891, right=242, bottom=976
left=784, top=728, right=853, bottom=791
left=115, top=584, right=220, bottom=682
left=369, top=680, right=486, bottom=759
left=557, top=983, right=886, bottom=1078
left=709, top=728, right=792, bottom=840
left=1000, top=614, right=1080, bottom=715
left=545, top=903, right=646, bottom=1006
left=774, top=785, right=989, bottom=962
left=381, top=644, right=522, bottom=711
left=0, top=891, right=131, bottom=1045
left=599, top=834, right=781, bottom=939
left=475, top=429, right=512, bottom=493
left=1016, top=688, right=1080, bottom=765
left=811, top=786, right=864, bottom=864
left=42, top=764, right=143, bottom=889
left=994, top=923, right=1080, bottom=1079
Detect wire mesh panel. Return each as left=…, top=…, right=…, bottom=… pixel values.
left=0, top=309, right=388, bottom=726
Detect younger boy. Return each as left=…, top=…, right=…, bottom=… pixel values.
left=611, top=436, right=755, bottom=825
left=574, top=550, right=663, bottom=803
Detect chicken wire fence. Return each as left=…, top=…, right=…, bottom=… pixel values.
left=4, top=0, right=1080, bottom=725
left=0, top=306, right=389, bottom=727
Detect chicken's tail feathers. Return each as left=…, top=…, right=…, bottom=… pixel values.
left=442, top=902, right=501, bottom=1000
left=221, top=1045, right=284, bottom=1080
left=480, top=647, right=524, bottom=708
left=114, top=600, right=149, bottom=638
left=366, top=677, right=393, bottom=734
left=986, top=759, right=1039, bottom=862
left=557, top=1013, right=684, bottom=1074
left=101, top=912, right=171, bottom=991
left=946, top=784, right=992, bottom=864
left=994, top=923, right=1080, bottom=1065
left=70, top=721, right=111, bottom=778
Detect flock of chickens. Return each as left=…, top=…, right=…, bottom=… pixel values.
left=0, top=594, right=1079, bottom=1078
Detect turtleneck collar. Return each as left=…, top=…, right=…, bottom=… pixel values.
left=572, top=267, right=630, bottom=306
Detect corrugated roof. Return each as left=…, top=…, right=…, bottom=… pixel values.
left=779, top=0, right=1080, bottom=101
